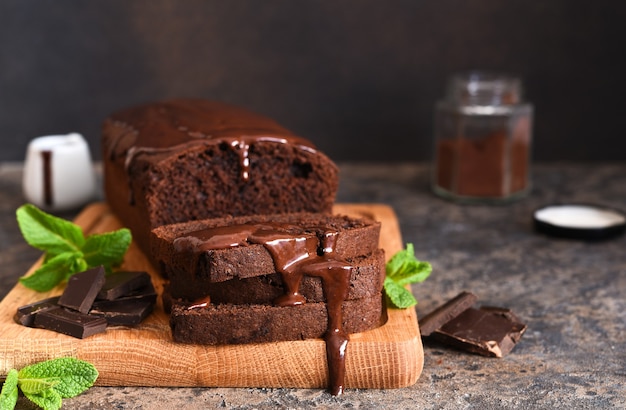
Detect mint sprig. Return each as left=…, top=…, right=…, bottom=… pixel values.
left=0, top=358, right=98, bottom=410
left=16, top=204, right=131, bottom=292
left=384, top=243, right=432, bottom=309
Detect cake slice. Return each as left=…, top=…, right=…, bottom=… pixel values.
left=102, top=99, right=339, bottom=253
left=169, top=295, right=385, bottom=345
left=151, top=212, right=381, bottom=283
left=200, top=249, right=385, bottom=304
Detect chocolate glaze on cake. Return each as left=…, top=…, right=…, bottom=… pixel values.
left=102, top=99, right=340, bottom=253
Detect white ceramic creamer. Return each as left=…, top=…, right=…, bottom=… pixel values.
left=22, top=133, right=96, bottom=211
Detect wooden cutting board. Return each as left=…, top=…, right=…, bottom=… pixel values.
left=0, top=203, right=423, bottom=389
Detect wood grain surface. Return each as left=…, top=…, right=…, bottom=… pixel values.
left=0, top=203, right=423, bottom=389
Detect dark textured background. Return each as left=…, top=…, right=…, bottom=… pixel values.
left=1, top=0, right=625, bottom=162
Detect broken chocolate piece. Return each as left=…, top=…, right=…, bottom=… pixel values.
left=90, top=298, right=155, bottom=326
left=90, top=282, right=157, bottom=325
left=419, top=291, right=478, bottom=336
left=33, top=306, right=108, bottom=339
left=15, top=268, right=156, bottom=336
left=100, top=282, right=157, bottom=303
left=97, top=270, right=152, bottom=301
left=421, top=292, right=527, bottom=357
left=58, top=266, right=106, bottom=313
left=14, top=296, right=61, bottom=327
left=431, top=306, right=527, bottom=357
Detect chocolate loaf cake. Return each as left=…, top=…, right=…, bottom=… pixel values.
left=102, top=99, right=339, bottom=253
left=169, top=295, right=385, bottom=345
left=101, top=98, right=385, bottom=395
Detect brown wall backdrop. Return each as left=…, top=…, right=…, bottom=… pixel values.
left=1, top=0, right=625, bottom=162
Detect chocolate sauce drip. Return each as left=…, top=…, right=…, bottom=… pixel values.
left=41, top=150, right=53, bottom=206
left=177, top=222, right=352, bottom=395
left=107, top=99, right=318, bottom=204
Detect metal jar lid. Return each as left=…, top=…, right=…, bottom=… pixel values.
left=533, top=203, right=626, bottom=240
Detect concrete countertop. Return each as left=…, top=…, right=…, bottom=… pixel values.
left=1, top=162, right=625, bottom=409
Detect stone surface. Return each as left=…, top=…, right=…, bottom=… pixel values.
left=1, top=162, right=625, bottom=409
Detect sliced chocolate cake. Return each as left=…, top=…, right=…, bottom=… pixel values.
left=102, top=98, right=386, bottom=396
left=153, top=210, right=386, bottom=397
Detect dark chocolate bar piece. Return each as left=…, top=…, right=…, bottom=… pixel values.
left=97, top=271, right=152, bottom=301
left=90, top=299, right=155, bottom=326
left=431, top=306, right=527, bottom=357
left=33, top=306, right=108, bottom=339
left=58, top=266, right=106, bottom=313
left=95, top=282, right=157, bottom=304
left=14, top=296, right=61, bottom=327
left=419, top=291, right=478, bottom=336
left=15, top=269, right=156, bottom=335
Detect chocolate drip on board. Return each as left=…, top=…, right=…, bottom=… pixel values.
left=176, top=222, right=352, bottom=396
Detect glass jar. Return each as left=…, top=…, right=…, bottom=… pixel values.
left=432, top=72, right=533, bottom=203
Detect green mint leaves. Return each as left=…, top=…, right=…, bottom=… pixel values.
left=0, top=369, right=18, bottom=410
left=16, top=204, right=131, bottom=292
left=384, top=243, right=432, bottom=309
left=0, top=358, right=98, bottom=410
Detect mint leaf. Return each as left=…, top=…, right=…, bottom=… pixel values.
left=16, top=204, right=85, bottom=255
left=384, top=277, right=418, bottom=309
left=0, top=369, right=18, bottom=410
left=384, top=243, right=432, bottom=309
left=386, top=243, right=432, bottom=284
left=18, top=358, right=98, bottom=399
left=16, top=204, right=132, bottom=291
left=82, top=229, right=131, bottom=270
left=19, top=252, right=83, bottom=292
left=22, top=388, right=62, bottom=410
left=3, top=358, right=98, bottom=410
left=16, top=376, right=59, bottom=395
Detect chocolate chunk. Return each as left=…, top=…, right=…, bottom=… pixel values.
left=90, top=282, right=157, bottom=325
left=421, top=292, right=527, bottom=357
left=15, top=270, right=156, bottom=335
left=101, top=282, right=157, bottom=303
left=90, top=298, right=155, bottom=326
left=419, top=291, right=478, bottom=336
left=14, top=296, right=61, bottom=327
left=58, top=266, right=106, bottom=313
left=97, top=270, right=152, bottom=301
left=33, top=306, right=108, bottom=339
left=431, top=306, right=527, bottom=357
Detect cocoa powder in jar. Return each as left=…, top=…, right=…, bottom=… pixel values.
left=433, top=72, right=533, bottom=202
